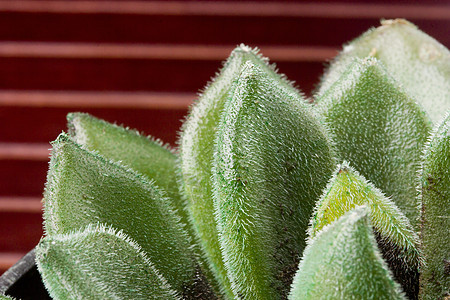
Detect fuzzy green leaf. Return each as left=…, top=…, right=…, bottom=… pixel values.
left=179, top=44, right=302, bottom=299
left=0, top=295, right=15, bottom=300
left=309, top=162, right=420, bottom=298
left=317, top=19, right=450, bottom=124
left=419, top=112, right=450, bottom=299
left=36, top=224, right=180, bottom=300
left=317, top=57, right=431, bottom=228
left=289, top=207, right=406, bottom=300
left=65, top=113, right=216, bottom=288
left=43, top=134, right=208, bottom=296
left=213, top=61, right=336, bottom=299
left=67, top=112, right=188, bottom=231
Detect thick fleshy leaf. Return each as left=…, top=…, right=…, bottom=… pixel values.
left=309, top=162, right=420, bottom=298
left=179, top=44, right=302, bottom=299
left=213, top=61, right=336, bottom=299
left=67, top=113, right=188, bottom=231
left=419, top=112, right=450, bottom=299
left=43, top=134, right=211, bottom=297
left=317, top=19, right=450, bottom=124
left=36, top=224, right=179, bottom=300
left=317, top=57, right=431, bottom=228
left=65, top=113, right=216, bottom=289
left=289, top=207, right=406, bottom=300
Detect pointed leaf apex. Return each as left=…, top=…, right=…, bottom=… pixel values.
left=380, top=18, right=416, bottom=28
left=234, top=44, right=255, bottom=54
left=52, top=132, right=72, bottom=145
left=66, top=111, right=88, bottom=123
left=337, top=160, right=351, bottom=174
left=361, top=55, right=379, bottom=65
left=230, top=45, right=270, bottom=67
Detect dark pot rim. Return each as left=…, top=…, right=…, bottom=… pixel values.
left=0, top=248, right=51, bottom=299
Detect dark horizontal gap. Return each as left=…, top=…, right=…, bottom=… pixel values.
left=0, top=107, right=188, bottom=145
left=0, top=160, right=48, bottom=197
left=1, top=13, right=447, bottom=47
left=0, top=58, right=325, bottom=95
left=0, top=211, right=43, bottom=252
left=0, top=58, right=221, bottom=92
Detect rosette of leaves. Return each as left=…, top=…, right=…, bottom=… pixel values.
left=6, top=19, right=445, bottom=300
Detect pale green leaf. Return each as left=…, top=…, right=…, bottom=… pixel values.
left=289, top=207, right=406, bottom=300
left=317, top=19, right=450, bottom=124
left=67, top=112, right=187, bottom=231
left=179, top=44, right=302, bottom=299
left=419, top=112, right=450, bottom=299
left=43, top=134, right=210, bottom=297
left=309, top=162, right=420, bottom=298
left=36, top=224, right=179, bottom=300
left=65, top=113, right=215, bottom=289
left=317, top=57, right=431, bottom=228
left=213, top=61, right=336, bottom=299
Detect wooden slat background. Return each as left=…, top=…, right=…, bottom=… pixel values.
left=0, top=0, right=449, bottom=275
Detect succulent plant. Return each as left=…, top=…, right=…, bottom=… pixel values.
left=3, top=19, right=448, bottom=300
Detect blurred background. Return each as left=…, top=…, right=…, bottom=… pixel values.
left=0, top=0, right=448, bottom=275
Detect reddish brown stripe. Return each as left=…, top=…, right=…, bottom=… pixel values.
left=0, top=1, right=447, bottom=20
left=0, top=197, right=43, bottom=213
left=0, top=91, right=195, bottom=109
left=0, top=253, right=26, bottom=272
left=0, top=42, right=337, bottom=62
left=0, top=143, right=49, bottom=161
